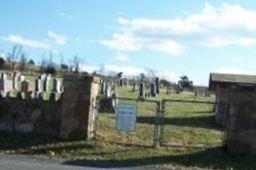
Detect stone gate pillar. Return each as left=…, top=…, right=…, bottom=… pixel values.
left=60, top=74, right=99, bottom=140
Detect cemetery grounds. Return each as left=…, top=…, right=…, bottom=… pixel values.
left=0, top=85, right=255, bottom=170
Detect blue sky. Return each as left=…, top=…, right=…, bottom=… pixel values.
left=1, top=0, right=256, bottom=85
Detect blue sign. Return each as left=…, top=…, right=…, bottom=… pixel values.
left=116, top=102, right=137, bottom=132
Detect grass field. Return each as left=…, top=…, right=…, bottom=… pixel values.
left=0, top=86, right=255, bottom=169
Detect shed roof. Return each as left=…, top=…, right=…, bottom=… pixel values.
left=209, top=73, right=256, bottom=90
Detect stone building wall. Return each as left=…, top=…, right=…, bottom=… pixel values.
left=215, top=84, right=230, bottom=125
left=226, top=87, right=256, bottom=154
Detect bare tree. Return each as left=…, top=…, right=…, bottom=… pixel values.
left=72, top=55, right=81, bottom=73
left=19, top=51, right=28, bottom=71
left=7, top=45, right=23, bottom=69
left=145, top=68, right=156, bottom=80
left=98, top=63, right=105, bottom=75
left=40, top=58, right=47, bottom=73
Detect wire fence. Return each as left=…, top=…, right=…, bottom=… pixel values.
left=160, top=100, right=229, bottom=148
left=95, top=96, right=229, bottom=149
left=95, top=96, right=160, bottom=147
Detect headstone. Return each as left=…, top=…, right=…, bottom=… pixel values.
left=40, top=73, right=47, bottom=80
left=28, top=80, right=36, bottom=93
left=100, top=81, right=105, bottom=95
left=36, top=79, right=44, bottom=92
left=12, top=72, right=20, bottom=90
left=1, top=73, right=7, bottom=80
left=150, top=82, right=156, bottom=97
left=21, top=81, right=29, bottom=93
left=132, top=82, right=136, bottom=91
left=155, top=77, right=159, bottom=94
left=53, top=79, right=62, bottom=93
left=104, top=82, right=112, bottom=98
left=44, top=77, right=52, bottom=92
left=19, top=75, right=25, bottom=82
left=139, top=82, right=144, bottom=98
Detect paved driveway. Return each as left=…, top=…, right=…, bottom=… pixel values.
left=0, top=154, right=151, bottom=170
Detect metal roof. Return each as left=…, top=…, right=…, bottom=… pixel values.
left=209, top=73, right=256, bottom=90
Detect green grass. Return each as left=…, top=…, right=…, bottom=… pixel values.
left=0, top=86, right=255, bottom=169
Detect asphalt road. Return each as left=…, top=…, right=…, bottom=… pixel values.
left=0, top=154, right=149, bottom=170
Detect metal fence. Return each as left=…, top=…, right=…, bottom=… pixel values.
left=160, top=99, right=229, bottom=148
left=95, top=96, right=160, bottom=147
left=95, top=96, right=229, bottom=149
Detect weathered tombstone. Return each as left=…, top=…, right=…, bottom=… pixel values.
left=36, top=79, right=44, bottom=92
left=40, top=73, right=47, bottom=80
left=44, top=76, right=53, bottom=92
left=1, top=79, right=13, bottom=97
left=0, top=73, right=13, bottom=97
left=119, top=79, right=123, bottom=86
left=12, top=72, right=21, bottom=90
left=155, top=77, right=159, bottom=94
left=57, top=80, right=63, bottom=93
left=139, top=82, right=144, bottom=98
left=104, top=82, right=112, bottom=98
left=19, top=75, right=25, bottom=82
left=21, top=81, right=29, bottom=93
left=1, top=72, right=7, bottom=80
left=145, top=92, right=151, bottom=98
left=150, top=82, right=156, bottom=97
left=28, top=80, right=36, bottom=93
left=132, top=82, right=136, bottom=91
left=100, top=80, right=105, bottom=95
left=53, top=79, right=62, bottom=93
left=111, top=92, right=118, bottom=110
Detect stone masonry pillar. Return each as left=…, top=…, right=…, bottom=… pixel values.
left=60, top=75, right=100, bottom=140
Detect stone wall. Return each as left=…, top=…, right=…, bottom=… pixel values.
left=226, top=86, right=256, bottom=154
left=0, top=72, right=99, bottom=140
left=0, top=93, right=62, bottom=136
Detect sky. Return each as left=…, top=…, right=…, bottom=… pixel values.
left=1, top=0, right=256, bottom=85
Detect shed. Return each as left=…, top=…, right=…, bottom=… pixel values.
left=209, top=73, right=256, bottom=125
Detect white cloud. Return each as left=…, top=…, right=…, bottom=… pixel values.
left=81, top=65, right=99, bottom=73
left=105, top=64, right=145, bottom=75
left=2, top=35, right=49, bottom=48
left=1, top=31, right=68, bottom=49
left=80, top=63, right=179, bottom=82
left=101, top=33, right=141, bottom=52
left=58, top=12, right=74, bottom=20
left=48, top=31, right=68, bottom=45
left=102, top=3, right=256, bottom=55
left=114, top=53, right=129, bottom=61
left=215, top=66, right=252, bottom=75
left=156, top=70, right=180, bottom=82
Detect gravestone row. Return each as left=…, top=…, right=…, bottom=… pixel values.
left=0, top=72, right=64, bottom=98
left=138, top=77, right=160, bottom=99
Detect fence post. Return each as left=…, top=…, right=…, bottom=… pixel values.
left=93, top=96, right=100, bottom=139
left=153, top=101, right=161, bottom=147
left=159, top=100, right=165, bottom=146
